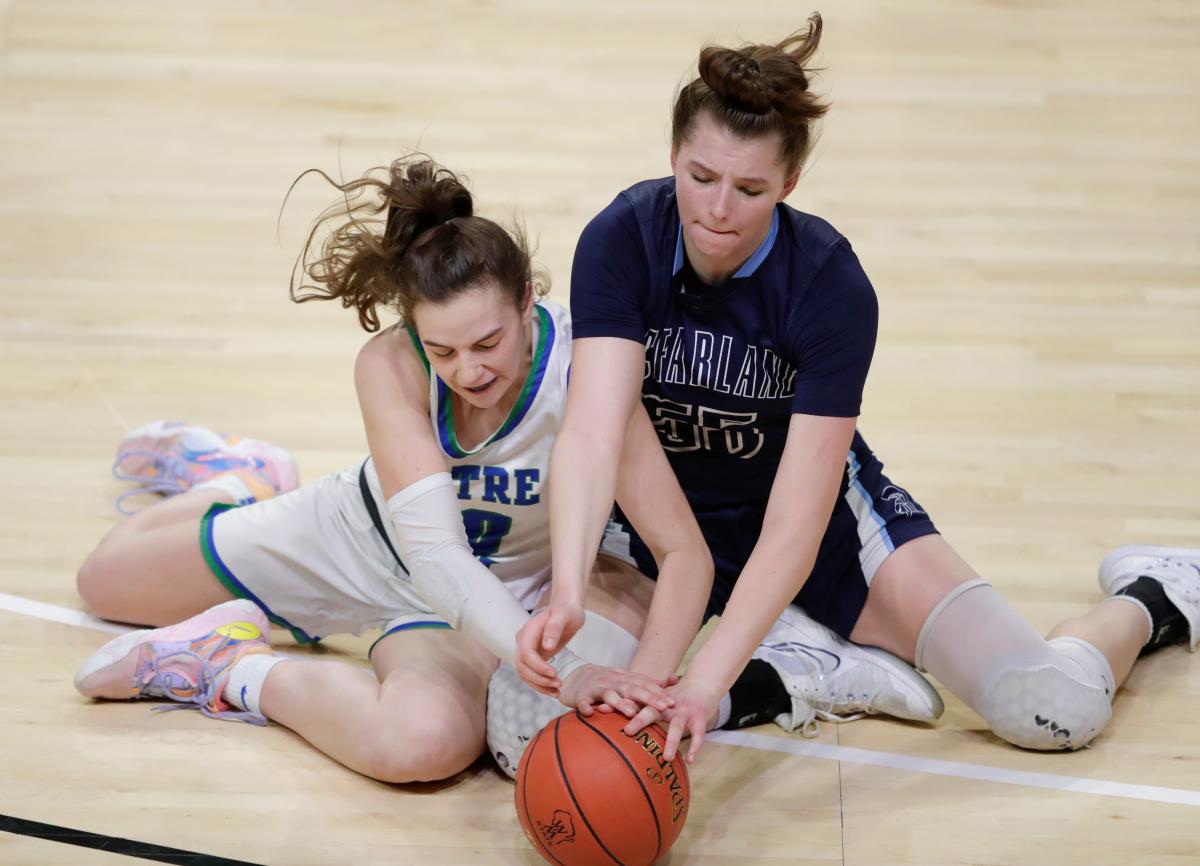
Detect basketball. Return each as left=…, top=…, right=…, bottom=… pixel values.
left=514, top=710, right=690, bottom=866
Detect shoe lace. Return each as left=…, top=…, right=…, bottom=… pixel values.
left=112, top=450, right=194, bottom=514
left=1151, top=558, right=1200, bottom=602
left=142, top=638, right=267, bottom=726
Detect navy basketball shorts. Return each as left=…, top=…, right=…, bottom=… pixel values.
left=603, top=430, right=939, bottom=639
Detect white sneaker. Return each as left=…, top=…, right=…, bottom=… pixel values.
left=1099, top=545, right=1200, bottom=651
left=751, top=606, right=944, bottom=735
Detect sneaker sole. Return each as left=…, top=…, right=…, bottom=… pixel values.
left=856, top=643, right=946, bottom=721
left=74, top=599, right=268, bottom=697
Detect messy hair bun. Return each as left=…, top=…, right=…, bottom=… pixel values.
left=673, top=13, right=829, bottom=173
left=290, top=156, right=546, bottom=332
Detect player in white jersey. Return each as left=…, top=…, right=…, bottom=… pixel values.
left=72, top=157, right=714, bottom=784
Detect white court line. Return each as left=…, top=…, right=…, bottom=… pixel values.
left=0, top=592, right=132, bottom=635
left=5, top=591, right=1199, bottom=808
left=711, top=729, right=1200, bottom=808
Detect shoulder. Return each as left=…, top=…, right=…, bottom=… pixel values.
left=354, top=324, right=430, bottom=408
left=535, top=297, right=572, bottom=345
left=578, top=177, right=676, bottom=252
left=775, top=204, right=851, bottom=273
left=771, top=206, right=873, bottom=301
left=770, top=208, right=877, bottom=336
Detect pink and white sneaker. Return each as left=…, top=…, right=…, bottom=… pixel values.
left=74, top=599, right=273, bottom=724
left=112, top=420, right=299, bottom=513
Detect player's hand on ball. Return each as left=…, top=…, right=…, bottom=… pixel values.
left=624, top=674, right=719, bottom=765
left=558, top=664, right=674, bottom=717
left=515, top=601, right=585, bottom=694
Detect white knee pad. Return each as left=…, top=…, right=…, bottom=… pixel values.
left=918, top=582, right=1115, bottom=752
left=486, top=611, right=638, bottom=780
left=976, top=640, right=1113, bottom=751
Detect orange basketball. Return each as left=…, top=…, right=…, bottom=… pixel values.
left=514, top=710, right=690, bottom=866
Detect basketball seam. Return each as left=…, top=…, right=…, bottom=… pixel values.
left=578, top=713, right=664, bottom=862
left=555, top=712, right=627, bottom=866
left=520, top=726, right=569, bottom=866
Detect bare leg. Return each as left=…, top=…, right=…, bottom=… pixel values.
left=850, top=534, right=975, bottom=663
left=1048, top=599, right=1148, bottom=687
left=259, top=628, right=498, bottom=783
left=851, top=534, right=1147, bottom=690
left=93, top=486, right=231, bottom=550
left=77, top=487, right=238, bottom=625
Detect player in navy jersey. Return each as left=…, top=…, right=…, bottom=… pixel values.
left=519, top=15, right=1200, bottom=762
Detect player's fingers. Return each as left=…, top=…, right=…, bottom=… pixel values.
left=663, top=714, right=689, bottom=762
left=599, top=689, right=636, bottom=717
left=685, top=719, right=706, bottom=764
left=516, top=661, right=559, bottom=694
left=622, top=703, right=661, bottom=736
left=622, top=682, right=671, bottom=712
left=518, top=649, right=558, bottom=682
left=517, top=619, right=559, bottom=675
left=517, top=659, right=558, bottom=689
left=542, top=608, right=571, bottom=652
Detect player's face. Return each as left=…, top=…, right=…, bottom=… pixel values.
left=411, top=281, right=533, bottom=410
left=671, top=111, right=799, bottom=284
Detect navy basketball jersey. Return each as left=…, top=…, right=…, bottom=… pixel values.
left=571, top=177, right=878, bottom=513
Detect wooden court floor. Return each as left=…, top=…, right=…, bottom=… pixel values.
left=1, top=1, right=1198, bottom=863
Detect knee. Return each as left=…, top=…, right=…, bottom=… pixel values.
left=76, top=550, right=116, bottom=617
left=364, top=713, right=483, bottom=784
left=487, top=662, right=568, bottom=780
left=977, top=664, right=1112, bottom=752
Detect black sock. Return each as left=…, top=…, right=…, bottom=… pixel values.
left=722, top=659, right=791, bottom=730
left=1117, top=576, right=1190, bottom=655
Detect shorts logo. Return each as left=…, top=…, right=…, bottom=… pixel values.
left=881, top=485, right=923, bottom=517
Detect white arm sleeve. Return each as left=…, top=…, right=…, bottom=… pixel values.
left=385, top=472, right=584, bottom=678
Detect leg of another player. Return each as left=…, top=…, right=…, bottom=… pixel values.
left=79, top=463, right=286, bottom=625
left=1045, top=600, right=1147, bottom=686
left=92, top=483, right=241, bottom=550
left=76, top=491, right=238, bottom=626
left=852, top=535, right=1148, bottom=689
left=851, top=534, right=1147, bottom=750
left=578, top=554, right=656, bottom=641
left=259, top=627, right=498, bottom=783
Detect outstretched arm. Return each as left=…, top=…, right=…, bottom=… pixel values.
left=615, top=402, right=713, bottom=683
left=642, top=412, right=856, bottom=761
left=515, top=336, right=646, bottom=670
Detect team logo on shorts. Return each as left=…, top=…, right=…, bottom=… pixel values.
left=881, top=485, right=924, bottom=517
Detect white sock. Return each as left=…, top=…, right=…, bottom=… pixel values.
left=223, top=653, right=287, bottom=717
left=192, top=472, right=257, bottom=505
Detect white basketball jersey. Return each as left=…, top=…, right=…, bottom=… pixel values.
left=365, top=299, right=570, bottom=609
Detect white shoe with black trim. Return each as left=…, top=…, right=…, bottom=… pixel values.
left=751, top=605, right=944, bottom=735
left=1099, top=545, right=1200, bottom=651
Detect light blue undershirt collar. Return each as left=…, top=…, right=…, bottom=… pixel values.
left=672, top=207, right=780, bottom=279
